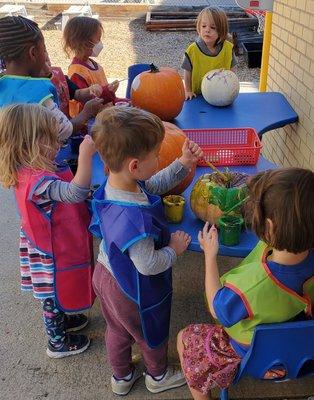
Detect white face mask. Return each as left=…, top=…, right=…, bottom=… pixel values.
left=91, top=41, right=104, bottom=57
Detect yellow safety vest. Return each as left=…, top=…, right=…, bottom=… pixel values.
left=185, top=40, right=233, bottom=94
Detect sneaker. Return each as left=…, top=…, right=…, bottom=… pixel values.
left=64, top=313, right=88, bottom=332
left=46, top=333, right=90, bottom=359
left=145, top=365, right=186, bottom=394
left=111, top=368, right=142, bottom=396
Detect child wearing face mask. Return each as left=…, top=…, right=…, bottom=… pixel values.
left=63, top=16, right=120, bottom=117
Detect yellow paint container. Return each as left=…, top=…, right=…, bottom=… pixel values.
left=163, top=195, right=185, bottom=223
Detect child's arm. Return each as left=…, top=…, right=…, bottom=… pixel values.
left=43, top=98, right=73, bottom=141
left=198, top=222, right=221, bottom=318
left=72, top=135, right=95, bottom=188
left=73, top=84, right=102, bottom=104
left=183, top=70, right=196, bottom=100
left=34, top=136, right=96, bottom=203
left=129, top=230, right=191, bottom=276
left=145, top=139, right=203, bottom=195
left=70, top=98, right=105, bottom=133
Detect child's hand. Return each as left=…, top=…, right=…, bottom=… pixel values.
left=108, top=80, right=119, bottom=93
left=89, top=84, right=103, bottom=98
left=83, top=98, right=104, bottom=117
left=78, top=135, right=96, bottom=160
left=179, top=139, right=203, bottom=170
left=169, top=230, right=191, bottom=256
left=198, top=222, right=219, bottom=257
left=185, top=90, right=196, bottom=100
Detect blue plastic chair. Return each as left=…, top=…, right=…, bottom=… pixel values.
left=220, top=320, right=314, bottom=400
left=125, top=63, right=151, bottom=98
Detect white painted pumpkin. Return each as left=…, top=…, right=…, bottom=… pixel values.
left=201, top=69, right=239, bottom=106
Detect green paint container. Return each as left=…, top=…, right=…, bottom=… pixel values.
left=163, top=195, right=185, bottom=223
left=218, top=215, right=244, bottom=246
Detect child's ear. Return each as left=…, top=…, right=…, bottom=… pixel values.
left=265, top=218, right=274, bottom=243
left=128, top=158, right=139, bottom=174
left=28, top=45, right=37, bottom=62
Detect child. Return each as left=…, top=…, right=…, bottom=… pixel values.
left=90, top=106, right=203, bottom=395
left=177, top=168, right=314, bottom=400
left=182, top=7, right=237, bottom=100
left=63, top=16, right=121, bottom=117
left=40, top=52, right=102, bottom=118
left=0, top=15, right=104, bottom=140
left=41, top=50, right=103, bottom=118
left=0, top=103, right=96, bottom=358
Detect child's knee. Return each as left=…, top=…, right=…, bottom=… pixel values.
left=176, top=329, right=184, bottom=352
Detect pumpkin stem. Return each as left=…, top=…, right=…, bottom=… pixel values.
left=150, top=63, right=159, bottom=73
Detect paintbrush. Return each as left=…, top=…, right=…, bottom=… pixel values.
left=204, top=160, right=228, bottom=182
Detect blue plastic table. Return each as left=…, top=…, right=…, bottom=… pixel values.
left=58, top=91, right=297, bottom=257
left=174, top=93, right=298, bottom=135
left=89, top=154, right=276, bottom=258
left=168, top=158, right=276, bottom=257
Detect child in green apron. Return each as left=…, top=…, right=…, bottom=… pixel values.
left=177, top=167, right=314, bottom=400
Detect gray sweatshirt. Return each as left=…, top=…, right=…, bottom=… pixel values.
left=97, top=159, right=189, bottom=276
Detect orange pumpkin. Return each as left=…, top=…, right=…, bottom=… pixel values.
left=159, top=122, right=196, bottom=195
left=131, top=64, right=185, bottom=121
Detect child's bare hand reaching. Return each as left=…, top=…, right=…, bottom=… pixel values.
left=169, top=231, right=191, bottom=256
left=198, top=222, right=219, bottom=258
left=83, top=97, right=105, bottom=117
left=108, top=80, right=119, bottom=93
left=78, top=135, right=96, bottom=161
left=185, top=90, right=196, bottom=100
left=89, top=84, right=103, bottom=98
left=179, top=139, right=203, bottom=170
left=73, top=135, right=96, bottom=188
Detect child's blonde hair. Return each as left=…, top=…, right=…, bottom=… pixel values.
left=0, top=104, right=59, bottom=188
left=92, top=106, right=165, bottom=173
left=196, top=7, right=229, bottom=44
left=63, top=16, right=103, bottom=58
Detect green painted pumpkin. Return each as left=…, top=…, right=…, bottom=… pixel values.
left=190, top=171, right=248, bottom=225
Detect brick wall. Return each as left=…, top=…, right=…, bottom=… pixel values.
left=262, top=0, right=314, bottom=169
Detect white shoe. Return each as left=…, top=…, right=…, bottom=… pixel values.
left=111, top=368, right=142, bottom=396
left=144, top=365, right=186, bottom=394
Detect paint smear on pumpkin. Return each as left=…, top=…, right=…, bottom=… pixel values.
left=132, top=75, right=141, bottom=91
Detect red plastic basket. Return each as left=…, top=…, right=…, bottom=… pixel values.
left=184, top=128, right=262, bottom=166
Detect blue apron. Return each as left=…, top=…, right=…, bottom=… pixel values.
left=90, top=181, right=172, bottom=348
left=0, top=75, right=59, bottom=107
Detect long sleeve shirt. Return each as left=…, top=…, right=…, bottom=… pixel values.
left=97, top=159, right=189, bottom=276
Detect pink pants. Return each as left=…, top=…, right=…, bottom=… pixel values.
left=92, top=262, right=168, bottom=378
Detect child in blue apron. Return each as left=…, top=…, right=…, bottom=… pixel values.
left=177, top=167, right=314, bottom=400
left=90, top=106, right=203, bottom=395
left=0, top=15, right=104, bottom=140
left=0, top=103, right=96, bottom=358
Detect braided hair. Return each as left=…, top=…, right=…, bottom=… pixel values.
left=0, top=16, right=42, bottom=63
